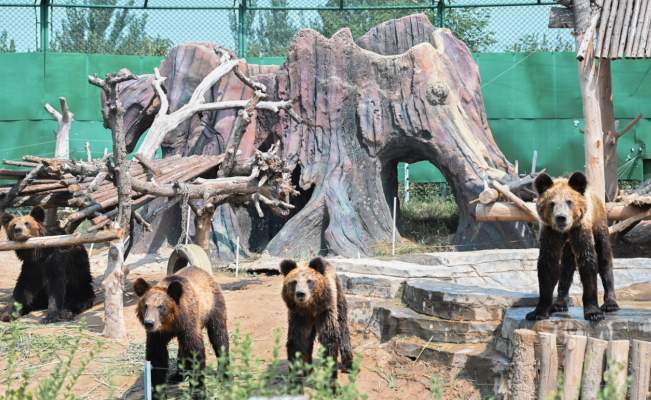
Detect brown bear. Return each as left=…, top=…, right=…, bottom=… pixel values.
left=280, top=256, right=353, bottom=387
left=0, top=206, right=95, bottom=324
left=527, top=171, right=619, bottom=321
left=134, top=265, right=229, bottom=398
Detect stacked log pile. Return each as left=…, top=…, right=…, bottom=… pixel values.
left=595, top=0, right=651, bottom=59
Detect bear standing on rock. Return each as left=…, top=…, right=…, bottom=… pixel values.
left=0, top=206, right=95, bottom=324
left=280, top=256, right=354, bottom=387
left=134, top=266, right=229, bottom=398
left=527, top=171, right=620, bottom=321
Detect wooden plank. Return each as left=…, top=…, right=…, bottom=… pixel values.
left=550, top=7, right=576, bottom=28
left=563, top=335, right=587, bottom=400
left=512, top=329, right=537, bottom=400
left=606, top=340, right=630, bottom=398
left=617, top=0, right=635, bottom=58
left=602, top=0, right=622, bottom=57
left=581, top=337, right=608, bottom=400
left=538, top=332, right=559, bottom=400
left=610, top=0, right=630, bottom=58
left=629, top=339, right=651, bottom=400
left=0, top=229, right=123, bottom=251
left=624, top=0, right=644, bottom=57
left=632, top=0, right=650, bottom=55
left=636, top=0, right=651, bottom=57
left=597, top=0, right=615, bottom=56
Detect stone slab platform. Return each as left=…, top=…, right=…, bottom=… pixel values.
left=331, top=249, right=651, bottom=294
left=338, top=272, right=404, bottom=299
left=498, top=307, right=651, bottom=359
left=371, top=302, right=501, bottom=344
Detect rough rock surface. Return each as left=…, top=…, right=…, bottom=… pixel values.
left=338, top=272, right=404, bottom=299
left=371, top=302, right=502, bottom=344
left=113, top=14, right=533, bottom=259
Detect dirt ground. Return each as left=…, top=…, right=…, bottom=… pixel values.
left=0, top=249, right=484, bottom=400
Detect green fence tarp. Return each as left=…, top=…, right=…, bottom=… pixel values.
left=0, top=52, right=649, bottom=183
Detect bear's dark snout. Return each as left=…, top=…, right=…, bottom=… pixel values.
left=13, top=226, right=22, bottom=235
left=555, top=215, right=566, bottom=223
left=144, top=319, right=154, bottom=330
left=295, top=290, right=306, bottom=301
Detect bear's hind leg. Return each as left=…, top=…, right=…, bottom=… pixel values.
left=179, top=326, right=207, bottom=398
left=526, top=226, right=564, bottom=321
left=595, top=222, right=620, bottom=312
left=569, top=231, right=604, bottom=321
left=316, top=312, right=341, bottom=392
left=1, top=275, right=47, bottom=321
left=551, top=243, right=576, bottom=313
left=206, top=302, right=230, bottom=376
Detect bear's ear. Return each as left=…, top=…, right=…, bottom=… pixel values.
left=29, top=206, right=45, bottom=223
left=279, top=259, right=297, bottom=276
left=0, top=213, right=15, bottom=231
left=568, top=171, right=588, bottom=195
left=167, top=281, right=183, bottom=305
left=534, top=173, right=554, bottom=195
left=133, top=278, right=151, bottom=297
left=308, top=257, right=327, bottom=275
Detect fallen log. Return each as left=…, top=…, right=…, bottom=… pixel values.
left=475, top=201, right=651, bottom=222
left=0, top=229, right=123, bottom=251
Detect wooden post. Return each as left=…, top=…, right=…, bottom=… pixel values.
left=88, top=69, right=137, bottom=339
left=598, top=59, right=620, bottom=202
left=606, top=340, right=630, bottom=398
left=574, top=0, right=606, bottom=203
left=512, top=329, right=537, bottom=400
left=629, top=339, right=651, bottom=400
left=85, top=142, right=92, bottom=162
left=581, top=337, right=608, bottom=400
left=44, top=97, right=73, bottom=228
left=235, top=236, right=240, bottom=277
left=538, top=332, right=559, bottom=400
left=563, top=335, right=587, bottom=400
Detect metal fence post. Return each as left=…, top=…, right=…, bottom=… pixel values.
left=39, top=0, right=50, bottom=53
left=437, top=0, right=446, bottom=29
left=404, top=163, right=410, bottom=204
left=143, top=361, right=152, bottom=400
left=238, top=0, right=248, bottom=58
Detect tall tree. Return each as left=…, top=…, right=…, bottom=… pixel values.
left=317, top=0, right=497, bottom=53
left=0, top=30, right=16, bottom=53
left=50, top=0, right=173, bottom=56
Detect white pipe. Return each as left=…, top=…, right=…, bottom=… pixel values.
left=392, top=197, right=396, bottom=256
left=404, top=163, right=410, bottom=204
left=235, top=237, right=240, bottom=277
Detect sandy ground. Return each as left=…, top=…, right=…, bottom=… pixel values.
left=0, top=249, right=484, bottom=400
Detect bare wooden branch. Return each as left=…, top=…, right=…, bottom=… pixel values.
left=610, top=0, right=630, bottom=58
left=45, top=97, right=73, bottom=160
left=616, top=0, right=634, bottom=59
left=2, top=160, right=39, bottom=168
left=624, top=0, right=642, bottom=57
left=0, top=229, right=123, bottom=251
left=492, top=181, right=539, bottom=220
left=133, top=153, right=162, bottom=176
left=85, top=142, right=92, bottom=162
left=617, top=113, right=643, bottom=138
left=476, top=201, right=651, bottom=222
left=631, top=0, right=650, bottom=55
left=0, top=165, right=44, bottom=212
left=602, top=0, right=621, bottom=57
left=636, top=0, right=651, bottom=57
left=578, top=6, right=604, bottom=61
left=608, top=206, right=651, bottom=233
left=596, top=0, right=614, bottom=56
left=87, top=171, right=108, bottom=193
left=133, top=212, right=152, bottom=232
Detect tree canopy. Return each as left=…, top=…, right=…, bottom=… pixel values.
left=50, top=0, right=173, bottom=56
left=0, top=30, right=16, bottom=53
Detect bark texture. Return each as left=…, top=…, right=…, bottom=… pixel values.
left=114, top=14, right=534, bottom=258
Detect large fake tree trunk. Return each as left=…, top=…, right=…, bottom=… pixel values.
left=114, top=14, right=534, bottom=258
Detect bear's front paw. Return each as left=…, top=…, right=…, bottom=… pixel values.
left=551, top=301, right=569, bottom=313
left=601, top=301, right=620, bottom=313
left=0, top=313, right=14, bottom=322
left=585, top=311, right=605, bottom=321
left=41, top=312, right=61, bottom=324
left=526, top=309, right=550, bottom=320
left=168, top=372, right=185, bottom=384
left=60, top=309, right=75, bottom=320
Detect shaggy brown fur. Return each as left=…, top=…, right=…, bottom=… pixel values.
left=0, top=206, right=94, bottom=324
left=134, top=266, right=229, bottom=398
left=280, top=257, right=353, bottom=389
left=527, top=171, right=619, bottom=321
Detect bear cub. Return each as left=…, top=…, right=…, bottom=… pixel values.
left=280, top=256, right=353, bottom=386
left=0, top=206, right=95, bottom=324
left=134, top=266, right=229, bottom=397
left=527, top=171, right=619, bottom=322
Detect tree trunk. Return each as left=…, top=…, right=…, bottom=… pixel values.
left=598, top=59, right=620, bottom=202
left=563, top=335, right=587, bottom=400
left=114, top=14, right=535, bottom=259
left=575, top=0, right=606, bottom=203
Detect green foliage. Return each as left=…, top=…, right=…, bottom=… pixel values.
left=49, top=0, right=173, bottom=56
left=167, top=324, right=367, bottom=399
left=443, top=6, right=497, bottom=53
left=505, top=32, right=574, bottom=53
left=0, top=30, right=16, bottom=53
left=0, top=304, right=104, bottom=400
left=598, top=359, right=632, bottom=400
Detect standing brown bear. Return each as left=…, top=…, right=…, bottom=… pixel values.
left=280, top=256, right=353, bottom=387
left=527, top=171, right=619, bottom=321
left=134, top=266, right=229, bottom=398
left=0, top=206, right=95, bottom=324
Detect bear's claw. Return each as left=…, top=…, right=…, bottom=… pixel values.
left=550, top=303, right=569, bottom=313
left=526, top=310, right=550, bottom=320
left=601, top=302, right=620, bottom=313
left=41, top=312, right=61, bottom=324
left=585, top=311, right=605, bottom=321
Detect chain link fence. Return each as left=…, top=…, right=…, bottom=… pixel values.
left=0, top=0, right=573, bottom=56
